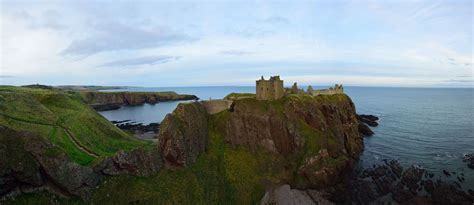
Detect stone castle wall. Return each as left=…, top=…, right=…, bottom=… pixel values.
left=310, top=84, right=344, bottom=96
left=201, top=100, right=233, bottom=114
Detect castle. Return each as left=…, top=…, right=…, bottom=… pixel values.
left=256, top=76, right=344, bottom=100
left=256, top=76, right=285, bottom=100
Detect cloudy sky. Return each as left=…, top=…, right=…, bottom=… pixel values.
left=0, top=0, right=472, bottom=87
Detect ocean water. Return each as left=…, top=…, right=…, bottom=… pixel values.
left=98, top=86, right=474, bottom=189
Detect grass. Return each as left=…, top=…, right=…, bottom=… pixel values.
left=0, top=86, right=152, bottom=165
left=224, top=92, right=255, bottom=100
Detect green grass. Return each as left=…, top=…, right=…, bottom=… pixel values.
left=224, top=92, right=255, bottom=100
left=0, top=86, right=152, bottom=165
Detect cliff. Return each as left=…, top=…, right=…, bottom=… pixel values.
left=80, top=91, right=198, bottom=111
left=153, top=93, right=364, bottom=203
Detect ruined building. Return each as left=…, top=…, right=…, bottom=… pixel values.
left=256, top=76, right=284, bottom=100
left=309, top=84, right=344, bottom=96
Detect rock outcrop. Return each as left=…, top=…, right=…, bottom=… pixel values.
left=159, top=102, right=209, bottom=168
left=225, top=95, right=363, bottom=188
left=94, top=148, right=162, bottom=176
left=463, top=153, right=474, bottom=169
left=357, top=114, right=379, bottom=137
left=81, top=91, right=198, bottom=111
left=0, top=126, right=101, bottom=200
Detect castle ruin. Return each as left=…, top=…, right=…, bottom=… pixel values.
left=256, top=76, right=284, bottom=100
left=309, top=84, right=344, bottom=96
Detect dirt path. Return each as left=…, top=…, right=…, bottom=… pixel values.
left=0, top=114, right=99, bottom=158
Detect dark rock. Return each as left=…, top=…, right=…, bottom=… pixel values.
left=357, top=114, right=379, bottom=127
left=429, top=173, right=434, bottom=178
left=159, top=102, right=209, bottom=167
left=358, top=123, right=374, bottom=137
left=401, top=166, right=425, bottom=193
left=424, top=180, right=434, bottom=193
left=431, top=180, right=473, bottom=205
left=392, top=183, right=415, bottom=203
left=94, top=148, right=162, bottom=176
left=443, top=170, right=451, bottom=176
left=116, top=122, right=160, bottom=133
left=386, top=160, right=403, bottom=178
left=350, top=180, right=378, bottom=204
left=463, top=153, right=474, bottom=169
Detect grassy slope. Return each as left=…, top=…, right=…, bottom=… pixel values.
left=0, top=86, right=151, bottom=165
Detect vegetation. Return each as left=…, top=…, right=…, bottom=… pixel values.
left=0, top=86, right=151, bottom=165
left=224, top=92, right=255, bottom=100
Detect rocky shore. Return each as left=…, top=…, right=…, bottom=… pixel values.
left=357, top=114, right=378, bottom=137
left=111, top=120, right=160, bottom=141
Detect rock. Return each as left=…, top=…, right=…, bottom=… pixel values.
left=357, top=114, right=379, bottom=127
left=424, top=180, right=434, bottom=193
left=431, top=180, right=474, bottom=205
left=0, top=126, right=101, bottom=200
left=386, top=160, right=403, bottom=178
left=463, top=153, right=474, bottom=169
left=401, top=166, right=425, bottom=193
left=350, top=180, right=378, bottom=204
left=259, top=184, right=333, bottom=205
left=223, top=95, right=363, bottom=189
left=94, top=147, right=162, bottom=176
left=159, top=102, right=209, bottom=167
left=392, top=183, right=415, bottom=203
left=83, top=91, right=198, bottom=111
left=358, top=122, right=374, bottom=137
left=443, top=170, right=451, bottom=176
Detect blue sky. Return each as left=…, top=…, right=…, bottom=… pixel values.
left=0, top=0, right=472, bottom=87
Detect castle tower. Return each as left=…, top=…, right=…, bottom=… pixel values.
left=256, top=76, right=284, bottom=100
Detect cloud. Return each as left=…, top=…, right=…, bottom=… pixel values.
left=0, top=75, right=15, bottom=78
left=61, top=22, right=195, bottom=57
left=98, top=55, right=181, bottom=67
left=262, top=16, right=289, bottom=24
left=12, top=10, right=66, bottom=30
left=219, top=50, right=253, bottom=56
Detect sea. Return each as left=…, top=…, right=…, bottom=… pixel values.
left=98, top=86, right=474, bottom=190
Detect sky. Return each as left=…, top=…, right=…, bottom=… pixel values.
left=0, top=0, right=473, bottom=87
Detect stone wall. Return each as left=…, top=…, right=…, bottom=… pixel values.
left=310, top=84, right=344, bottom=96
left=200, top=100, right=233, bottom=114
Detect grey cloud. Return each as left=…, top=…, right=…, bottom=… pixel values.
left=98, top=55, right=181, bottom=67
left=62, top=22, right=195, bottom=57
left=219, top=50, right=253, bottom=56
left=444, top=79, right=474, bottom=83
left=0, top=75, right=15, bottom=78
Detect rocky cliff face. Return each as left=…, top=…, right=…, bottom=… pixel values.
left=81, top=91, right=198, bottom=111
left=159, top=94, right=364, bottom=189
left=224, top=94, right=363, bottom=188
left=0, top=126, right=101, bottom=200
left=159, top=102, right=209, bottom=168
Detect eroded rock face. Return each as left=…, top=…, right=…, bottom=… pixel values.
left=159, top=102, right=208, bottom=168
left=94, top=148, right=162, bottom=176
left=225, top=95, right=364, bottom=188
left=0, top=126, right=101, bottom=200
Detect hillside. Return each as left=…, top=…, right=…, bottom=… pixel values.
left=0, top=86, right=151, bottom=165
